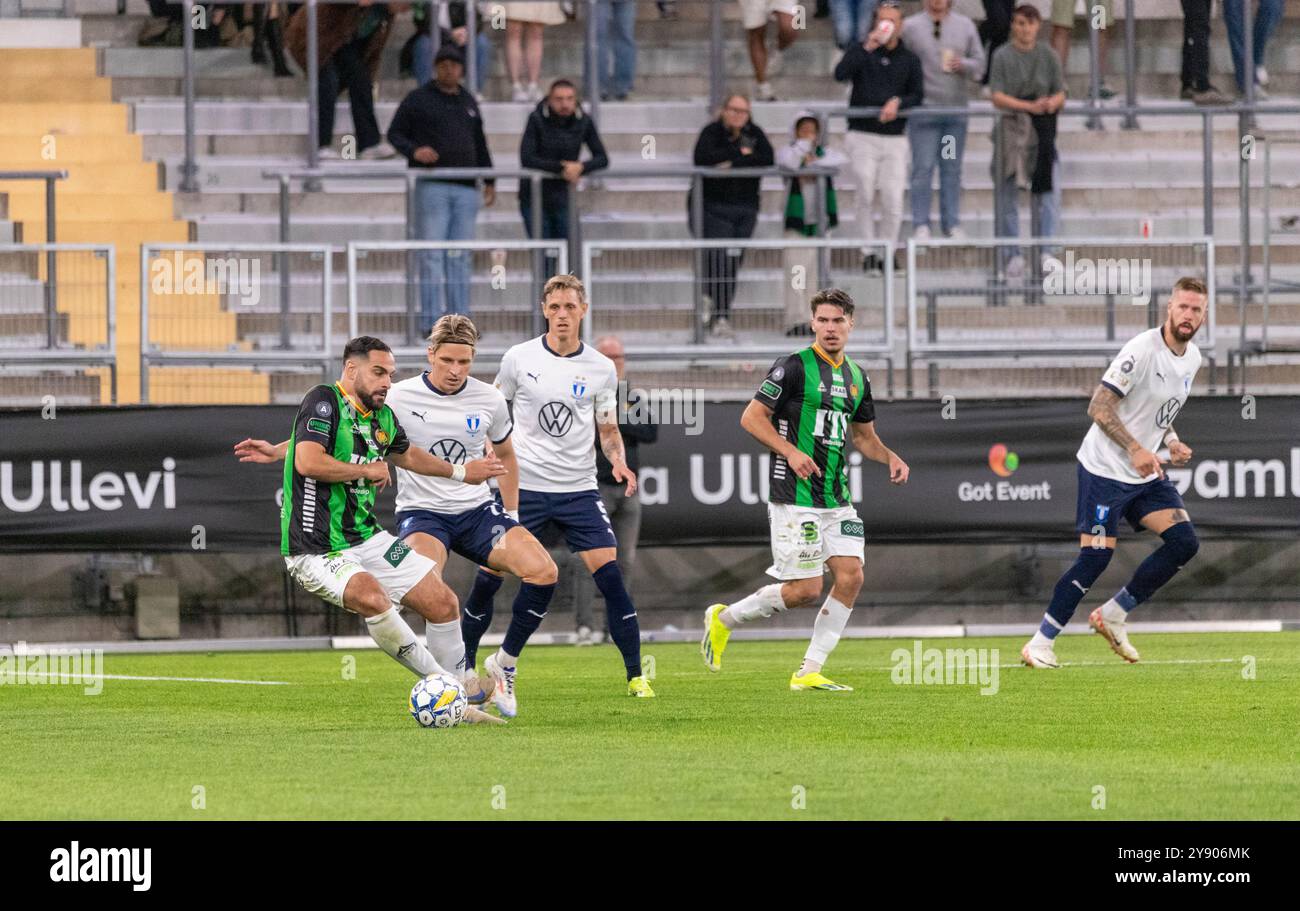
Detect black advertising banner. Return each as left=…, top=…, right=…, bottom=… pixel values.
left=0, top=397, right=1297, bottom=552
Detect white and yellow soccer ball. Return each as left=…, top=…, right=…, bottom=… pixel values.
left=409, top=672, right=468, bottom=728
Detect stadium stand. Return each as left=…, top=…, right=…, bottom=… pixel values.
left=1, top=0, right=1298, bottom=405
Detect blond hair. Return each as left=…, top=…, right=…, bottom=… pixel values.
left=1171, top=276, right=1208, bottom=298
left=542, top=273, right=587, bottom=308
left=427, top=314, right=479, bottom=351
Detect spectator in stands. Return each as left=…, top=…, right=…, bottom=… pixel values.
left=739, top=1, right=800, bottom=102
left=1223, top=0, right=1284, bottom=99
left=139, top=1, right=182, bottom=47
left=287, top=1, right=398, bottom=160
left=776, top=111, right=847, bottom=336
left=1049, top=0, right=1114, bottom=99
left=388, top=43, right=496, bottom=329
left=979, top=0, right=1014, bottom=85
left=829, top=0, right=877, bottom=51
left=690, top=94, right=775, bottom=340
left=503, top=2, right=567, bottom=102
left=562, top=335, right=657, bottom=646
left=988, top=4, right=1066, bottom=279
left=407, top=2, right=492, bottom=97
left=585, top=0, right=638, bottom=101
left=519, top=79, right=610, bottom=279
left=903, top=0, right=984, bottom=241
left=251, top=4, right=292, bottom=77
left=834, top=0, right=923, bottom=274
left=1179, top=1, right=1230, bottom=104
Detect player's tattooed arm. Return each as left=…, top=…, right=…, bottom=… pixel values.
left=597, top=414, right=638, bottom=496
left=234, top=438, right=289, bottom=463
left=1088, top=384, right=1164, bottom=477
left=851, top=420, right=910, bottom=485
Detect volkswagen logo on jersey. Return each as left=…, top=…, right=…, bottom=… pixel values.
left=539, top=401, right=574, bottom=437
left=430, top=439, right=468, bottom=464
left=1156, top=397, right=1182, bottom=428
left=465, top=414, right=482, bottom=436
left=572, top=376, right=587, bottom=399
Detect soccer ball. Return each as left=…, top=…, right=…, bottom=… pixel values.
left=409, top=672, right=468, bottom=728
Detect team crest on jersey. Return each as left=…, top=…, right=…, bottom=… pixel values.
left=1183, top=375, right=1191, bottom=393
left=850, top=384, right=859, bottom=398
left=465, top=414, right=483, bottom=436
left=572, top=376, right=588, bottom=399
left=373, top=428, right=388, bottom=445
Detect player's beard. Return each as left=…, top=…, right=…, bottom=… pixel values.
left=1168, top=317, right=1198, bottom=342
left=356, top=385, right=386, bottom=412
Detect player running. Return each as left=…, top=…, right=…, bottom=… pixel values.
left=1021, top=276, right=1208, bottom=668
left=234, top=336, right=506, bottom=722
left=460, top=274, right=656, bottom=711
left=700, top=288, right=910, bottom=691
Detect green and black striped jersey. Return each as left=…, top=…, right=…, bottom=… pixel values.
left=754, top=345, right=875, bottom=508
left=280, top=383, right=410, bottom=556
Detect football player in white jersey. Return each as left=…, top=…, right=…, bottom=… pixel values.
left=1022, top=276, right=1209, bottom=669
left=460, top=274, right=656, bottom=709
left=234, top=317, right=557, bottom=719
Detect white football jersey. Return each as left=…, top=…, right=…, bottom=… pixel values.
left=386, top=373, right=513, bottom=514
left=494, top=335, right=618, bottom=493
left=1077, top=327, right=1201, bottom=484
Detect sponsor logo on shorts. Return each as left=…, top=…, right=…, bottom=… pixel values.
left=1096, top=505, right=1111, bottom=521
left=800, top=520, right=819, bottom=543
left=384, top=539, right=411, bottom=567
left=840, top=519, right=864, bottom=538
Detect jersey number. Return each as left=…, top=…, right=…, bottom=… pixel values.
left=813, top=409, right=849, bottom=444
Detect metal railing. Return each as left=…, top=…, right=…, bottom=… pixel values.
left=583, top=237, right=896, bottom=394
left=346, top=239, right=568, bottom=350
left=0, top=243, right=117, bottom=405
left=0, top=170, right=66, bottom=340
left=905, top=235, right=1217, bottom=396
left=139, top=242, right=335, bottom=403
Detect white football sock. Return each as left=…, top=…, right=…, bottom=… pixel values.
left=721, top=584, right=786, bottom=628
left=1099, top=598, right=1127, bottom=623
left=365, top=607, right=442, bottom=677
left=495, top=647, right=518, bottom=670
left=425, top=618, right=467, bottom=681
left=1030, top=629, right=1054, bottom=648
left=802, top=595, right=851, bottom=668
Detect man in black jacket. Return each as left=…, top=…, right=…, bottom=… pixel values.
left=519, top=79, right=609, bottom=279
left=690, top=94, right=775, bottom=339
left=834, top=1, right=923, bottom=273
left=388, top=43, right=495, bottom=331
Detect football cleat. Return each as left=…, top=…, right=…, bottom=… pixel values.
left=463, top=706, right=507, bottom=725
left=627, top=675, right=656, bottom=698
left=1020, top=640, right=1061, bottom=669
left=700, top=603, right=731, bottom=672
left=463, top=671, right=491, bottom=706
left=789, top=671, right=853, bottom=691
left=483, top=652, right=518, bottom=718
left=1089, top=606, right=1140, bottom=663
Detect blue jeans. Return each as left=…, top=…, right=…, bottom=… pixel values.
left=1222, top=0, right=1283, bottom=92
left=412, top=33, right=492, bottom=92
left=829, top=0, right=876, bottom=49
left=908, top=114, right=968, bottom=235
left=584, top=0, right=636, bottom=98
left=994, top=158, right=1061, bottom=263
left=415, top=180, right=480, bottom=327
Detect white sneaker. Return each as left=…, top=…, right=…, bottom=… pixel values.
left=1021, top=639, right=1060, bottom=669
left=1089, top=603, right=1140, bottom=663
left=913, top=224, right=932, bottom=241
left=1004, top=254, right=1026, bottom=280
left=945, top=225, right=966, bottom=241
left=767, top=48, right=784, bottom=78
left=511, top=81, right=529, bottom=102
left=526, top=81, right=542, bottom=102
left=317, top=146, right=342, bottom=161
left=754, top=81, right=777, bottom=102
left=1256, top=65, right=1269, bottom=87
left=359, top=141, right=397, bottom=160
left=709, top=316, right=737, bottom=340
left=483, top=651, right=518, bottom=718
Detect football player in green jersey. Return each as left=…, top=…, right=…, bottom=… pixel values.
left=236, top=336, right=506, bottom=721
left=701, top=288, right=910, bottom=691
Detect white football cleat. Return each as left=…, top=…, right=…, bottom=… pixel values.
left=484, top=651, right=518, bottom=718
left=1090, top=606, right=1140, bottom=663
left=1021, top=640, right=1060, bottom=669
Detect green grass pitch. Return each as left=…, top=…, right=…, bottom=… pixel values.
left=4, top=632, right=1298, bottom=820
